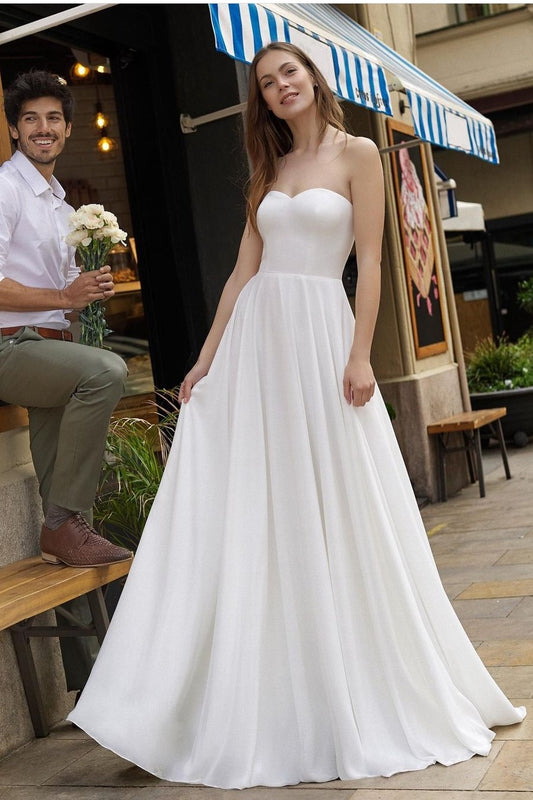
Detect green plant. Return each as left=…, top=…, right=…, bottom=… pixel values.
left=517, top=276, right=533, bottom=318
left=94, top=389, right=180, bottom=551
left=466, top=334, right=533, bottom=393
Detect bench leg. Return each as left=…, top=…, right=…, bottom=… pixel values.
left=474, top=428, right=486, bottom=498
left=9, top=624, right=49, bottom=737
left=8, top=587, right=111, bottom=738
left=86, top=588, right=110, bottom=645
left=492, top=419, right=512, bottom=480
left=462, top=431, right=477, bottom=483
left=436, top=435, right=447, bottom=502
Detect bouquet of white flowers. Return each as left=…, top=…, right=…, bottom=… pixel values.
left=65, top=204, right=128, bottom=348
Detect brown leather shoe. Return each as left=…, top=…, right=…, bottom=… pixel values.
left=41, top=514, right=133, bottom=567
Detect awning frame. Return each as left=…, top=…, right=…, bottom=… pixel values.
left=179, top=100, right=425, bottom=160
left=0, top=3, right=118, bottom=45
left=0, top=1, right=498, bottom=167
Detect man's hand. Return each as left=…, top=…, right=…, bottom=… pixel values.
left=62, top=265, right=115, bottom=310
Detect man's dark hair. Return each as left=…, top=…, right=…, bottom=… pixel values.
left=3, top=70, right=74, bottom=128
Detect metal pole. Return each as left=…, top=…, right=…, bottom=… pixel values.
left=0, top=3, right=118, bottom=45
left=180, top=102, right=248, bottom=134
left=378, top=138, right=424, bottom=155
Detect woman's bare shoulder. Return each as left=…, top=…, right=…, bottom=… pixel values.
left=343, top=135, right=382, bottom=180
left=344, top=134, right=380, bottom=158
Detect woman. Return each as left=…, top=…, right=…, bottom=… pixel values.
left=69, top=42, right=525, bottom=788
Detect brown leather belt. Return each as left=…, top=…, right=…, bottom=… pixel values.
left=0, top=326, right=73, bottom=342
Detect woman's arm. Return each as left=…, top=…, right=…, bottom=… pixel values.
left=343, top=136, right=385, bottom=406
left=179, top=221, right=263, bottom=403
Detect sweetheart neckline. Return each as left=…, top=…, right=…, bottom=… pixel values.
left=267, top=188, right=353, bottom=207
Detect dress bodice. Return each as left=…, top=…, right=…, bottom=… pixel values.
left=257, top=189, right=354, bottom=279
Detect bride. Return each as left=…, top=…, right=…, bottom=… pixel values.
left=69, top=41, right=525, bottom=789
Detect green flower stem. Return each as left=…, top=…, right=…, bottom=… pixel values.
left=79, top=301, right=111, bottom=348
left=78, top=239, right=114, bottom=349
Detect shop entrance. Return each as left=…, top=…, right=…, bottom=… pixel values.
left=0, top=35, right=155, bottom=407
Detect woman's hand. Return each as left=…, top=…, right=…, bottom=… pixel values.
left=343, top=356, right=375, bottom=406
left=178, top=362, right=209, bottom=404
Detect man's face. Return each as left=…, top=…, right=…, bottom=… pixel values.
left=9, top=96, right=71, bottom=175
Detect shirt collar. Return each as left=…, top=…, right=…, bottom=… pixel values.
left=11, top=149, right=66, bottom=201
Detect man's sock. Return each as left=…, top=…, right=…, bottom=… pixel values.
left=44, top=504, right=75, bottom=530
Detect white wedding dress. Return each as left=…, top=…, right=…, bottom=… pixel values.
left=69, top=189, right=525, bottom=789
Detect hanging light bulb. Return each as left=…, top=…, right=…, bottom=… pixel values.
left=94, top=102, right=109, bottom=131
left=97, top=128, right=117, bottom=154
left=95, top=111, right=109, bottom=130
left=71, top=62, right=91, bottom=80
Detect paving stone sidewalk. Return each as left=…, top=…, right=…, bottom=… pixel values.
left=1, top=443, right=532, bottom=799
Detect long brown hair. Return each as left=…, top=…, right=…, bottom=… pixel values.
left=245, top=42, right=346, bottom=232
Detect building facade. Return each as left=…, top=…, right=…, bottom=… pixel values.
left=414, top=3, right=533, bottom=350
left=0, top=2, right=510, bottom=753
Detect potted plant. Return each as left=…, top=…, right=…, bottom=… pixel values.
left=467, top=333, right=533, bottom=447
left=95, top=389, right=179, bottom=549
left=95, top=390, right=180, bottom=613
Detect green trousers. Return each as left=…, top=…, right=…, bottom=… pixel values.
left=0, top=326, right=128, bottom=689
left=0, top=327, right=127, bottom=514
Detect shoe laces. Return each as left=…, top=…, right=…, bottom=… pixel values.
left=72, top=513, right=97, bottom=544
left=72, top=513, right=123, bottom=553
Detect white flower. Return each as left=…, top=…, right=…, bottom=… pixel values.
left=83, top=214, right=106, bottom=230
left=504, top=379, right=513, bottom=388
left=99, top=225, right=121, bottom=238
left=101, top=211, right=118, bottom=226
left=65, top=229, right=90, bottom=247
left=111, top=228, right=127, bottom=244
left=80, top=203, right=105, bottom=216
left=65, top=203, right=128, bottom=259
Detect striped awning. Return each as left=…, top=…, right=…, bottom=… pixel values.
left=209, top=3, right=498, bottom=165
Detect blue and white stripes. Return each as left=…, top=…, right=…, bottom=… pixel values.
left=208, top=3, right=498, bottom=165
left=407, top=89, right=498, bottom=164
left=331, top=44, right=390, bottom=114
left=209, top=3, right=391, bottom=117
left=211, top=3, right=289, bottom=65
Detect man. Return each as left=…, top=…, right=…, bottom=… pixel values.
left=0, top=70, right=131, bottom=569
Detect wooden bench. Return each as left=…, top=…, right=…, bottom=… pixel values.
left=427, top=407, right=512, bottom=502
left=0, top=402, right=29, bottom=432
left=0, top=556, right=132, bottom=737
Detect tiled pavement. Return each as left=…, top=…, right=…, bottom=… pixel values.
left=1, top=444, right=532, bottom=799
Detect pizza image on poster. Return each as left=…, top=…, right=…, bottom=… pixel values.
left=387, top=119, right=447, bottom=359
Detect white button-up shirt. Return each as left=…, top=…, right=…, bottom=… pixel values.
left=0, top=149, right=78, bottom=330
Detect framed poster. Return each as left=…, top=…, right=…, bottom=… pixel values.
left=387, top=119, right=447, bottom=358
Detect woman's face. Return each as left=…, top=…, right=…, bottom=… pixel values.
left=256, top=49, right=316, bottom=120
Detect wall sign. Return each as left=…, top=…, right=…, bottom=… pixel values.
left=387, top=118, right=448, bottom=359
